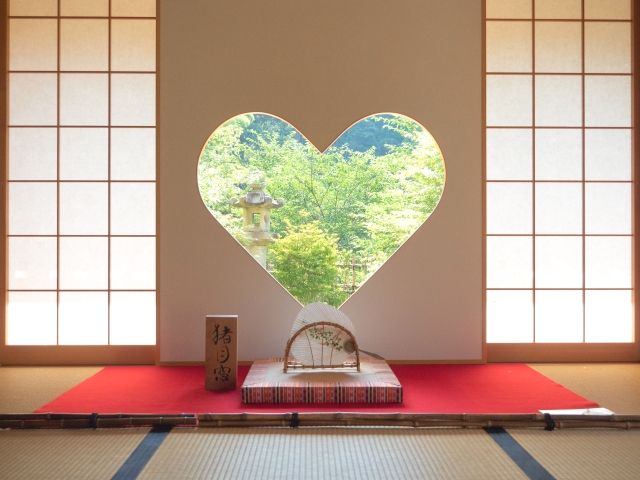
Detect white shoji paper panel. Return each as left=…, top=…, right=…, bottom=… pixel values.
left=60, top=128, right=109, bottom=180
left=9, top=73, right=57, bottom=125
left=110, top=292, right=156, bottom=345
left=535, top=290, right=583, bottom=343
left=486, top=22, right=532, bottom=72
left=110, top=237, right=156, bottom=290
left=486, top=0, right=531, bottom=19
left=59, top=292, right=109, bottom=345
left=535, top=129, right=582, bottom=180
left=9, top=237, right=57, bottom=290
left=535, top=236, right=582, bottom=288
left=59, top=237, right=109, bottom=290
left=585, top=236, right=632, bottom=288
left=535, top=22, right=581, bottom=73
left=9, top=19, right=58, bottom=71
left=60, top=20, right=109, bottom=71
left=535, top=183, right=582, bottom=234
left=486, top=129, right=532, bottom=180
left=585, top=129, right=632, bottom=181
left=486, top=182, right=532, bottom=234
left=585, top=290, right=633, bottom=342
left=111, top=20, right=156, bottom=71
left=486, top=236, right=533, bottom=288
left=59, top=182, right=108, bottom=235
left=8, top=182, right=57, bottom=235
left=486, top=75, right=532, bottom=126
left=60, top=74, right=109, bottom=126
left=110, top=183, right=156, bottom=235
left=111, top=128, right=156, bottom=180
left=9, top=128, right=57, bottom=180
left=486, top=290, right=534, bottom=343
left=585, top=183, right=632, bottom=234
left=6, top=292, right=58, bottom=345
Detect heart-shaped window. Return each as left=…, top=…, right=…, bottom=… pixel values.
left=198, top=113, right=445, bottom=306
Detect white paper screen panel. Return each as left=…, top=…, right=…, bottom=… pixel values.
left=535, top=290, right=583, bottom=342
left=59, top=237, right=109, bottom=290
left=535, top=0, right=582, bottom=19
left=486, top=236, right=533, bottom=288
left=9, top=0, right=58, bottom=16
left=111, top=0, right=156, bottom=18
left=486, top=290, right=533, bottom=343
left=535, top=129, right=582, bottom=180
left=8, top=237, right=57, bottom=290
left=58, top=292, right=109, bottom=345
left=111, top=128, right=156, bottom=180
left=8, top=183, right=57, bottom=235
left=486, top=75, right=532, bottom=126
left=535, top=237, right=583, bottom=288
left=486, top=0, right=531, bottom=19
left=585, top=76, right=631, bottom=127
left=535, top=183, right=582, bottom=234
left=9, top=128, right=57, bottom=180
left=60, top=128, right=109, bottom=180
left=7, top=292, right=57, bottom=345
left=60, top=0, right=109, bottom=17
left=584, top=0, right=631, bottom=20
left=485, top=1, right=634, bottom=344
left=109, top=292, right=156, bottom=345
left=535, top=22, right=581, bottom=73
left=9, top=73, right=57, bottom=125
left=486, top=22, right=531, bottom=72
left=111, top=20, right=156, bottom=71
left=60, top=74, right=109, bottom=125
left=486, top=129, right=532, bottom=180
left=6, top=3, right=157, bottom=346
left=60, top=20, right=109, bottom=71
left=486, top=183, right=532, bottom=233
left=9, top=19, right=58, bottom=71
left=535, top=75, right=582, bottom=126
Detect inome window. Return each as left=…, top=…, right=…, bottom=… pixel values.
left=485, top=0, right=634, bottom=343
left=197, top=113, right=446, bottom=307
left=6, top=0, right=157, bottom=346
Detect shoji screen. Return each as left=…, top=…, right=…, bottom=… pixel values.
left=6, top=0, right=156, bottom=347
left=485, top=0, right=634, bottom=346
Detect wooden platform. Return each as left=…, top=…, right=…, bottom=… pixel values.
left=241, top=356, right=403, bottom=404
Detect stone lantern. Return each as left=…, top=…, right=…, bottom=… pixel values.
left=230, top=173, right=283, bottom=267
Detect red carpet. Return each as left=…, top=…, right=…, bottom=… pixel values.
left=35, top=364, right=598, bottom=414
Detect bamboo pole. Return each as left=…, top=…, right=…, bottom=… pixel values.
left=2, top=412, right=639, bottom=430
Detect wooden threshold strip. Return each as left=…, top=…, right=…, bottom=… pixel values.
left=1, top=412, right=639, bottom=430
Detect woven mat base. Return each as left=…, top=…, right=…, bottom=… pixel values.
left=241, top=356, right=402, bottom=404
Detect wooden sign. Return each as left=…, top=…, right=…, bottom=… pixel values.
left=205, top=315, right=238, bottom=391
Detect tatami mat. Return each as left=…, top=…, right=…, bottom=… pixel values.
left=509, top=429, right=640, bottom=480
left=531, top=363, right=640, bottom=414
left=0, top=428, right=148, bottom=480
left=0, top=366, right=102, bottom=413
left=139, top=428, right=528, bottom=480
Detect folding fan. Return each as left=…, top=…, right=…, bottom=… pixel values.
left=284, top=303, right=360, bottom=373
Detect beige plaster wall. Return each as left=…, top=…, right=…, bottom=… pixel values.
left=159, top=0, right=483, bottom=362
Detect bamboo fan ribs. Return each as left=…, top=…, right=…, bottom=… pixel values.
left=284, top=303, right=360, bottom=373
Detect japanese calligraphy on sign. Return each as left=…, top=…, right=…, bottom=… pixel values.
left=205, top=315, right=237, bottom=391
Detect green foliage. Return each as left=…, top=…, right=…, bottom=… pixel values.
left=198, top=113, right=445, bottom=306
left=268, top=222, right=346, bottom=306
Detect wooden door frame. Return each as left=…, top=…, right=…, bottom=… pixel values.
left=485, top=0, right=639, bottom=363
left=0, top=0, right=158, bottom=366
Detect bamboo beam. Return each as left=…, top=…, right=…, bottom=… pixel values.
left=2, top=412, right=639, bottom=430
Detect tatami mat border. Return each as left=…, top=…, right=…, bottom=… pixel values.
left=2, top=413, right=640, bottom=430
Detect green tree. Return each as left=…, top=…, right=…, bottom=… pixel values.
left=269, top=222, right=346, bottom=306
